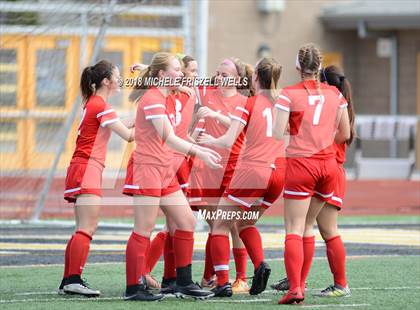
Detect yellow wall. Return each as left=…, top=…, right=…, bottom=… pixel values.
left=0, top=34, right=183, bottom=171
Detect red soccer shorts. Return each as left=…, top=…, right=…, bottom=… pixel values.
left=283, top=157, right=338, bottom=201
left=327, top=164, right=346, bottom=209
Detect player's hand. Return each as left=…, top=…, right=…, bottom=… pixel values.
left=196, top=133, right=216, bottom=146
left=130, top=63, right=148, bottom=73
left=194, top=144, right=221, bottom=161
left=196, top=106, right=217, bottom=119
left=196, top=147, right=222, bottom=169
left=178, top=86, right=194, bottom=97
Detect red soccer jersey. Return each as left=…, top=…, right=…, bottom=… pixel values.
left=231, top=94, right=285, bottom=167
left=275, top=80, right=348, bottom=159
left=334, top=142, right=346, bottom=164
left=71, top=95, right=119, bottom=166
left=133, top=87, right=174, bottom=166
left=200, top=89, right=247, bottom=163
left=167, top=92, right=196, bottom=141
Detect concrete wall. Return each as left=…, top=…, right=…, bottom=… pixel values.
left=204, top=0, right=419, bottom=116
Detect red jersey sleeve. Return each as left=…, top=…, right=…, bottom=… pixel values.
left=338, top=92, right=348, bottom=109
left=275, top=89, right=292, bottom=112
left=193, top=118, right=206, bottom=134
left=230, top=97, right=253, bottom=126
left=142, top=97, right=167, bottom=121
left=95, top=102, right=119, bottom=127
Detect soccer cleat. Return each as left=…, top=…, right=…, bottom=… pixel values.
left=63, top=275, right=100, bottom=297
left=249, top=261, right=271, bottom=295
left=144, top=273, right=161, bottom=289
left=278, top=287, right=304, bottom=304
left=270, top=277, right=289, bottom=291
left=201, top=275, right=217, bottom=289
left=174, top=282, right=215, bottom=300
left=58, top=278, right=67, bottom=295
left=124, top=283, right=165, bottom=301
left=160, top=277, right=176, bottom=294
left=211, top=282, right=233, bottom=297
left=313, top=284, right=351, bottom=297
left=232, top=278, right=249, bottom=294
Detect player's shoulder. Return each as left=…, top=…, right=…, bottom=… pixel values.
left=140, top=87, right=165, bottom=105
left=85, top=95, right=107, bottom=113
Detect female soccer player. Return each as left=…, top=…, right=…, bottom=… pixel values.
left=143, top=54, right=199, bottom=290
left=313, top=65, right=355, bottom=297
left=189, top=58, right=251, bottom=293
left=59, top=60, right=134, bottom=297
left=273, top=43, right=351, bottom=305
left=122, top=52, right=221, bottom=301
left=271, top=66, right=355, bottom=298
left=198, top=57, right=285, bottom=297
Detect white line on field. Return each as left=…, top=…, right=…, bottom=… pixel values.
left=12, top=286, right=420, bottom=298
left=2, top=254, right=419, bottom=269
left=206, top=299, right=272, bottom=303
left=301, top=304, right=371, bottom=308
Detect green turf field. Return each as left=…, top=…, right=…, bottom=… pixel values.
left=1, top=255, right=419, bottom=310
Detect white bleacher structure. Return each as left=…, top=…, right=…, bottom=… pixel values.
left=354, top=115, right=418, bottom=180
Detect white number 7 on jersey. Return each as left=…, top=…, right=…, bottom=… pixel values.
left=308, top=95, right=325, bottom=125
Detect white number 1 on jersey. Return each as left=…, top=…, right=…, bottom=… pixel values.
left=262, top=107, right=273, bottom=137
left=308, top=95, right=325, bottom=125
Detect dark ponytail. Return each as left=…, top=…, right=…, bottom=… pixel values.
left=80, top=59, right=115, bottom=103
left=320, top=65, right=356, bottom=145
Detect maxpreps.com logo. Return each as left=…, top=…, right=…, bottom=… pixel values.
left=197, top=209, right=260, bottom=221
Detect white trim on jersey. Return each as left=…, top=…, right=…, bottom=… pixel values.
left=64, top=187, right=81, bottom=194
left=145, top=114, right=167, bottom=120
left=230, top=115, right=247, bottom=126
left=236, top=106, right=249, bottom=115
left=284, top=190, right=310, bottom=196
left=257, top=198, right=272, bottom=207
left=338, top=93, right=343, bottom=99
left=101, top=118, right=119, bottom=127
left=144, top=104, right=166, bottom=110
left=275, top=103, right=290, bottom=112
left=331, top=196, right=343, bottom=203
left=214, top=264, right=229, bottom=271
left=279, top=94, right=291, bottom=103
left=315, top=191, right=334, bottom=198
left=124, top=184, right=140, bottom=189
left=96, top=109, right=115, bottom=118
left=227, top=194, right=252, bottom=208
left=339, top=103, right=348, bottom=109
left=180, top=183, right=189, bottom=189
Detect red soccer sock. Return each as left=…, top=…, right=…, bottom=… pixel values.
left=163, top=233, right=176, bottom=279
left=145, top=231, right=166, bottom=274
left=125, top=231, right=150, bottom=286
left=68, top=230, right=92, bottom=277
left=232, top=248, right=248, bottom=280
left=203, top=233, right=215, bottom=280
left=173, top=230, right=194, bottom=268
left=63, top=234, right=74, bottom=278
left=239, top=226, right=264, bottom=270
left=326, top=235, right=347, bottom=287
left=284, top=234, right=303, bottom=291
left=301, top=236, right=315, bottom=292
left=211, top=234, right=230, bottom=285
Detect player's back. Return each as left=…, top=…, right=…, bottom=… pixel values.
left=276, top=80, right=347, bottom=159
left=232, top=95, right=285, bottom=166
